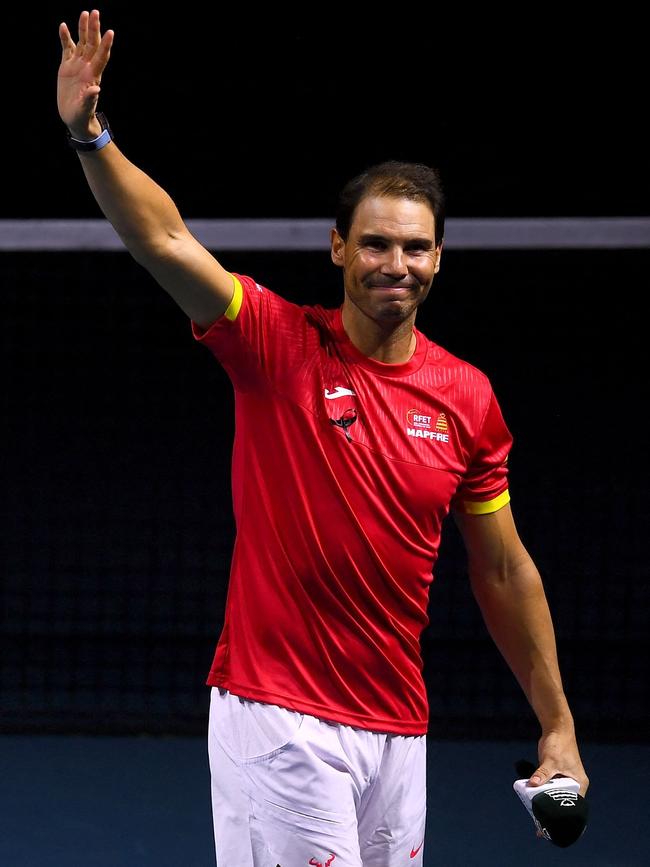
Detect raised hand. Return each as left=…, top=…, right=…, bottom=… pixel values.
left=58, top=9, right=114, bottom=138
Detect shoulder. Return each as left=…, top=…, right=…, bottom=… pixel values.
left=234, top=274, right=337, bottom=333
left=237, top=275, right=333, bottom=318
left=419, top=332, right=494, bottom=393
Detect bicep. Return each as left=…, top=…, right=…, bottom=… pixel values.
left=453, top=503, right=530, bottom=579
left=136, top=229, right=235, bottom=330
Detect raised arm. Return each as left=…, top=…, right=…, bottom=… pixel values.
left=453, top=504, right=589, bottom=794
left=57, top=9, right=233, bottom=330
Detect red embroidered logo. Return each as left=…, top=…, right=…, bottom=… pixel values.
left=309, top=855, right=336, bottom=867
left=410, top=840, right=424, bottom=858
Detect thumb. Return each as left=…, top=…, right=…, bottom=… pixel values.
left=82, top=84, right=101, bottom=109
left=529, top=765, right=553, bottom=787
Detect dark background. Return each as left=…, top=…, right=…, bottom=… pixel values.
left=2, top=2, right=648, bottom=219
left=1, top=4, right=648, bottom=741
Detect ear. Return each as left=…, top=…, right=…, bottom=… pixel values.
left=330, top=227, right=345, bottom=268
left=434, top=241, right=444, bottom=274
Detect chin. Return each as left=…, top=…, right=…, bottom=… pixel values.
left=372, top=307, right=411, bottom=325
left=374, top=298, right=416, bottom=317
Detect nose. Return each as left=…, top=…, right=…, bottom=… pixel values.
left=380, top=245, right=408, bottom=278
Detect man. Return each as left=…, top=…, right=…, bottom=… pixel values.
left=58, top=10, right=588, bottom=866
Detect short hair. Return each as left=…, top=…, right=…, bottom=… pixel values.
left=335, top=161, right=445, bottom=246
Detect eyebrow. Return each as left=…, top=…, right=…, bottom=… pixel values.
left=359, top=233, right=434, bottom=248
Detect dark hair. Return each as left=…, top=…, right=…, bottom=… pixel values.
left=335, top=161, right=445, bottom=246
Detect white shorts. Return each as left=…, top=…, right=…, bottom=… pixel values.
left=208, top=687, right=427, bottom=867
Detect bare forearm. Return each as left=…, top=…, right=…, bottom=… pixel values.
left=470, top=557, right=573, bottom=733
left=77, top=142, right=185, bottom=257
left=57, top=11, right=234, bottom=330
left=456, top=507, right=587, bottom=790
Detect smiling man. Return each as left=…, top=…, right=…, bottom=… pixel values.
left=58, top=10, right=588, bottom=866
left=332, top=190, right=442, bottom=356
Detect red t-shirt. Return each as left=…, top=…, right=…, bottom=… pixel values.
left=193, top=274, right=512, bottom=735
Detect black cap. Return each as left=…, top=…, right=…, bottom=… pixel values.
left=531, top=788, right=589, bottom=848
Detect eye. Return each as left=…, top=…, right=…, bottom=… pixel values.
left=364, top=239, right=387, bottom=251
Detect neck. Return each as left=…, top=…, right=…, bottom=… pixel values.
left=341, top=303, right=416, bottom=364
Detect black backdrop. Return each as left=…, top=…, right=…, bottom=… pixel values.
left=1, top=3, right=648, bottom=740
left=2, top=3, right=648, bottom=220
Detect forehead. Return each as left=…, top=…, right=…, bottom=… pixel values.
left=350, top=195, right=435, bottom=239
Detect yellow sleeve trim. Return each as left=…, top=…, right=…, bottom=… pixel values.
left=224, top=274, right=244, bottom=322
left=462, top=489, right=510, bottom=515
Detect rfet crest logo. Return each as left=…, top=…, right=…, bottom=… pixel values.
left=406, top=409, right=432, bottom=429
left=406, top=409, right=449, bottom=443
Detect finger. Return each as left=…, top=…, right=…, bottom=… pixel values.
left=75, top=10, right=90, bottom=57
left=93, top=30, right=114, bottom=72
left=59, top=22, right=75, bottom=59
left=83, top=8, right=101, bottom=59
left=529, top=764, right=554, bottom=786
left=88, top=9, right=101, bottom=46
left=81, top=85, right=102, bottom=112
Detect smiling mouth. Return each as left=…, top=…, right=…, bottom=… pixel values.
left=370, top=286, right=413, bottom=295
left=366, top=281, right=417, bottom=292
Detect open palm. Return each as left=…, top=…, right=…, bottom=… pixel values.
left=57, top=9, right=113, bottom=134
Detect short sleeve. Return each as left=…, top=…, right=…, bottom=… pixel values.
left=452, top=390, right=513, bottom=515
left=191, top=273, right=310, bottom=391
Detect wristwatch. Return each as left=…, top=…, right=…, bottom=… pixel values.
left=67, top=112, right=113, bottom=152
